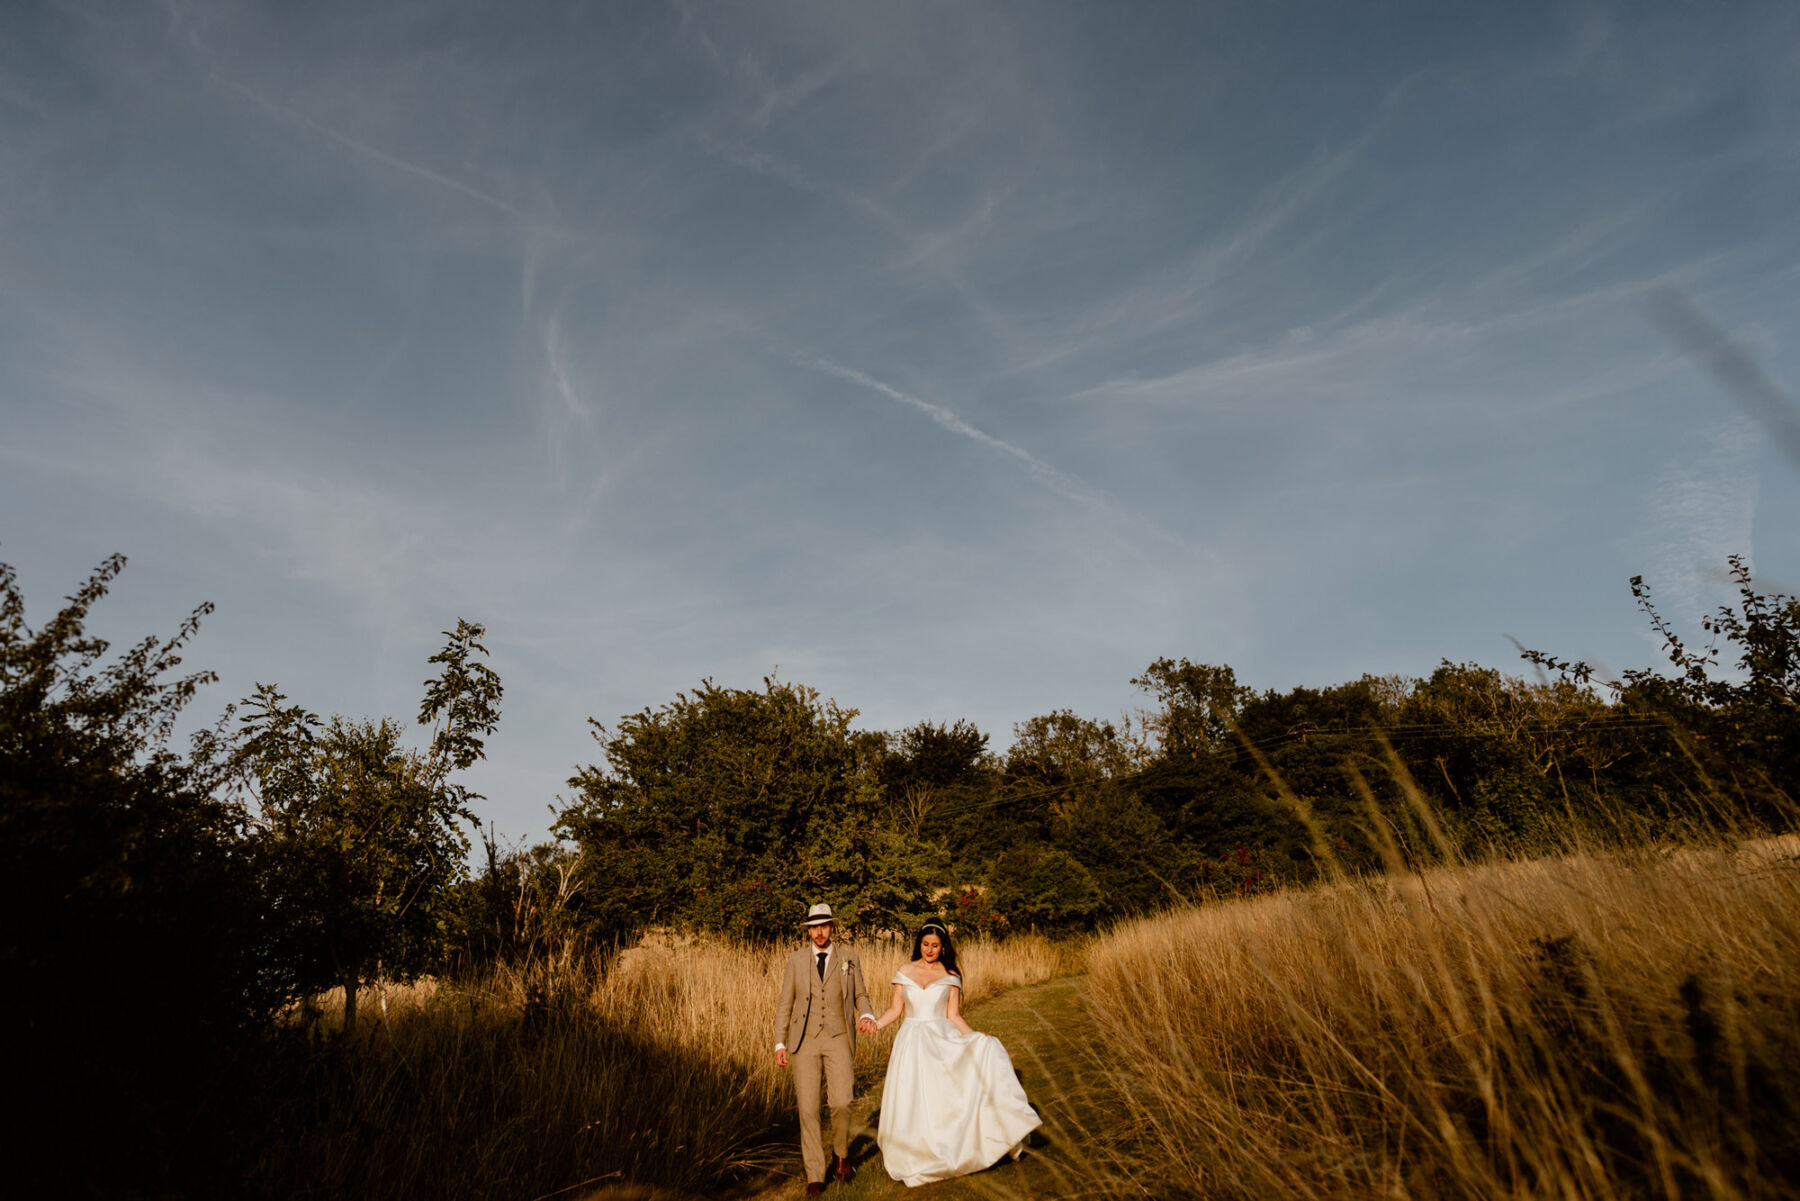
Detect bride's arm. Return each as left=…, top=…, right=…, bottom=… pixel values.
left=873, top=983, right=905, bottom=1031
left=945, top=984, right=975, bottom=1036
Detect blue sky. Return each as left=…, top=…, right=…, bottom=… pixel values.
left=4, top=0, right=1798, bottom=842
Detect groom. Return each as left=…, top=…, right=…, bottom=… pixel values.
left=773, top=902, right=877, bottom=1195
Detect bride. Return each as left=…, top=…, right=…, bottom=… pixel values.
left=871, top=921, right=1041, bottom=1186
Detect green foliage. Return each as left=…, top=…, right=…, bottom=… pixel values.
left=234, top=623, right=502, bottom=1028
left=967, top=709, right=1143, bottom=905
left=1132, top=658, right=1253, bottom=759
left=0, top=555, right=270, bottom=1194
left=1519, top=557, right=1800, bottom=827
left=878, top=719, right=990, bottom=793
left=1382, top=662, right=1575, bottom=848
left=1133, top=754, right=1310, bottom=859
left=1189, top=842, right=1290, bottom=898
left=1052, top=784, right=1188, bottom=916
left=541, top=553, right=1796, bottom=943
left=556, top=677, right=937, bottom=940
left=986, top=843, right=1105, bottom=929
left=1004, top=708, right=1142, bottom=787
left=419, top=619, right=505, bottom=779
left=870, top=719, right=994, bottom=865
left=1620, top=558, right=1800, bottom=807
left=8, top=541, right=1798, bottom=1197
left=449, top=833, right=588, bottom=967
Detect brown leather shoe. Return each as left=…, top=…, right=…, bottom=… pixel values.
left=834, top=1154, right=855, bottom=1184
left=805, top=1184, right=823, bottom=1197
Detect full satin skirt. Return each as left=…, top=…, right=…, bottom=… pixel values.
left=877, top=1019, right=1041, bottom=1187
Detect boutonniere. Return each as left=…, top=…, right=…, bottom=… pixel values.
left=839, top=960, right=852, bottom=976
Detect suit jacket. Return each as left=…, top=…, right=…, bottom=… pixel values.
left=773, top=942, right=874, bottom=1055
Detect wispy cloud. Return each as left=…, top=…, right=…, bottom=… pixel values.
left=747, top=62, right=839, bottom=130
left=1064, top=263, right=1708, bottom=415
left=539, top=306, right=598, bottom=476
left=1000, top=124, right=1383, bottom=378
left=674, top=10, right=1033, bottom=352
left=1068, top=312, right=1468, bottom=408
left=698, top=131, right=900, bottom=229
left=774, top=346, right=1218, bottom=565
left=1647, top=418, right=1759, bottom=625
left=210, top=73, right=533, bottom=220
left=8, top=0, right=1799, bottom=844
left=780, top=348, right=1116, bottom=512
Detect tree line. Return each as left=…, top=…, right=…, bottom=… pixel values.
left=547, top=558, right=1797, bottom=943
left=3, top=550, right=1796, bottom=1193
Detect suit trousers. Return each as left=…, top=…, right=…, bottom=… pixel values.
left=791, top=1030, right=854, bottom=1182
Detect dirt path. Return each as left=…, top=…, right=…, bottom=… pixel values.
left=741, top=975, right=1119, bottom=1201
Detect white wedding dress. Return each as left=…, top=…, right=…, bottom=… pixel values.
left=876, top=972, right=1041, bottom=1187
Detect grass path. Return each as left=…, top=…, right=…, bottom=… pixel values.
left=738, top=975, right=1120, bottom=1201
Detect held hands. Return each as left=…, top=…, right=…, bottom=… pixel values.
left=858, top=1016, right=878, bottom=1035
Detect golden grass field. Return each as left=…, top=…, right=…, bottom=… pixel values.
left=1086, top=836, right=1800, bottom=1200
left=257, top=933, right=1077, bottom=1199
left=258, top=838, right=1800, bottom=1199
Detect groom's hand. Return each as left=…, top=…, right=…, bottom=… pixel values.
left=858, top=1017, right=877, bottom=1035
left=775, top=1048, right=788, bottom=1068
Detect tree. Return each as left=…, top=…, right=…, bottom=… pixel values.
left=1624, top=557, right=1800, bottom=788
left=871, top=719, right=992, bottom=842
left=449, top=832, right=587, bottom=968
left=1132, top=658, right=1253, bottom=760
left=556, top=677, right=939, bottom=940
left=1052, top=784, right=1189, bottom=915
left=1126, top=672, right=1403, bottom=878
left=986, top=843, right=1104, bottom=930
left=1527, top=556, right=1800, bottom=821
left=865, top=719, right=1001, bottom=879
left=1393, top=663, right=1589, bottom=843
left=879, top=720, right=990, bottom=792
left=0, top=554, right=271, bottom=1193
left=235, top=620, right=502, bottom=1032
left=1003, top=709, right=1141, bottom=791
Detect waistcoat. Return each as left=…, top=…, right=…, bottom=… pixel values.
left=805, top=950, right=846, bottom=1039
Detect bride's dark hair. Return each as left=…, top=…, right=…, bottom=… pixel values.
left=910, top=920, right=961, bottom=982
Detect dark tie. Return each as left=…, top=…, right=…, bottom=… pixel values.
left=817, top=951, right=828, bottom=980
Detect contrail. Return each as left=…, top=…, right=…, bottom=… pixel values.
left=214, top=75, right=529, bottom=220
left=782, top=349, right=1117, bottom=513
left=701, top=134, right=900, bottom=232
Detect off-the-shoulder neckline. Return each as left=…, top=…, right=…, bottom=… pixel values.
left=894, top=971, right=960, bottom=989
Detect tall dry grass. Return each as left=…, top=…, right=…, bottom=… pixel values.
left=1086, top=837, right=1800, bottom=1199
left=252, top=932, right=1068, bottom=1199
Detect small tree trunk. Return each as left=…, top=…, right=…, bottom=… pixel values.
left=342, top=977, right=358, bottom=1035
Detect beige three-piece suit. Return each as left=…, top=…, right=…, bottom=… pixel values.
left=773, top=942, right=876, bottom=1183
